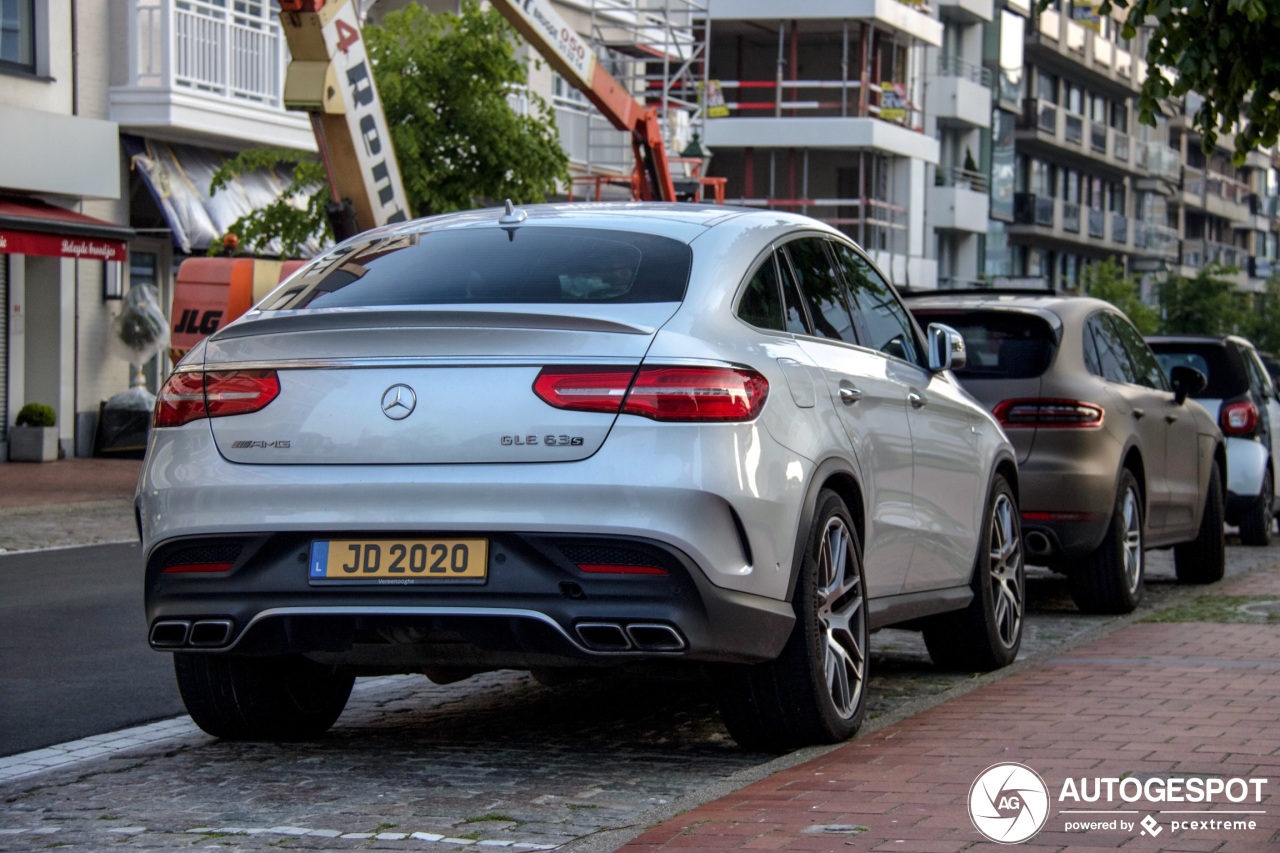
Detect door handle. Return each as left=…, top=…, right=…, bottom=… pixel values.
left=1165, top=413, right=1179, bottom=424
left=838, top=383, right=863, bottom=405
left=1132, top=408, right=1145, bottom=419
left=908, top=391, right=927, bottom=409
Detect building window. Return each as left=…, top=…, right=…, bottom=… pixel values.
left=0, top=0, right=34, bottom=72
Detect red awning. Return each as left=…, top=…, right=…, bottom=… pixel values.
left=0, top=196, right=134, bottom=263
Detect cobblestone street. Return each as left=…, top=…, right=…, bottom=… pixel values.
left=2, top=534, right=1275, bottom=852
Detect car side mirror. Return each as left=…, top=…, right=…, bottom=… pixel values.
left=1169, top=364, right=1207, bottom=404
left=927, top=323, right=967, bottom=373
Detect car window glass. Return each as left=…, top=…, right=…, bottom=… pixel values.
left=1086, top=314, right=1135, bottom=384
left=776, top=250, right=810, bottom=334
left=1108, top=314, right=1168, bottom=390
left=1244, top=348, right=1273, bottom=399
left=831, top=242, right=922, bottom=365
left=736, top=254, right=786, bottom=332
left=1148, top=342, right=1246, bottom=398
left=909, top=309, right=1055, bottom=379
left=783, top=238, right=857, bottom=344
left=266, top=228, right=692, bottom=309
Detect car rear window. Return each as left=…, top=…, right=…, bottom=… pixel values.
left=263, top=227, right=693, bottom=310
left=910, top=309, right=1057, bottom=379
left=1148, top=342, right=1247, bottom=398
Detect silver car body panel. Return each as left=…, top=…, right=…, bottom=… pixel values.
left=140, top=203, right=1018, bottom=663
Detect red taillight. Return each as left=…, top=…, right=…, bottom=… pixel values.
left=993, top=398, right=1104, bottom=429
left=533, top=367, right=635, bottom=413
left=623, top=366, right=768, bottom=422
left=1221, top=400, right=1259, bottom=437
left=153, top=370, right=281, bottom=428
left=534, top=365, right=769, bottom=422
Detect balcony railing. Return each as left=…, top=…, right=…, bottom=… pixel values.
left=708, top=77, right=922, bottom=127
left=1014, top=192, right=1055, bottom=226
left=1182, top=239, right=1246, bottom=269
left=1064, top=113, right=1084, bottom=144
left=936, top=54, right=993, bottom=87
left=1111, top=212, right=1128, bottom=244
left=938, top=166, right=990, bottom=193
left=1088, top=209, right=1105, bottom=238
left=128, top=0, right=284, bottom=107
left=1062, top=200, right=1080, bottom=232
left=1090, top=123, right=1106, bottom=154
left=1134, top=221, right=1179, bottom=259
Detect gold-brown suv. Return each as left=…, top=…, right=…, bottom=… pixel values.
left=908, top=293, right=1225, bottom=613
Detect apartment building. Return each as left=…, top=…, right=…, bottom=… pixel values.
left=1, top=0, right=129, bottom=460
left=699, top=0, right=941, bottom=288
left=976, top=0, right=1280, bottom=295
left=1, top=0, right=315, bottom=460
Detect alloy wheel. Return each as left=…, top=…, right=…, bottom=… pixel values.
left=815, top=516, right=867, bottom=720
left=1121, top=485, right=1143, bottom=594
left=988, top=492, right=1023, bottom=649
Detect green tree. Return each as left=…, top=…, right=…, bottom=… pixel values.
left=370, top=1, right=567, bottom=216
left=210, top=1, right=568, bottom=257
left=1080, top=256, right=1159, bottom=333
left=209, top=148, right=330, bottom=259
left=1043, top=0, right=1280, bottom=163
left=1157, top=264, right=1251, bottom=335
left=1244, top=273, right=1280, bottom=354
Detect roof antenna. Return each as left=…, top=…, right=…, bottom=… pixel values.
left=499, top=199, right=527, bottom=225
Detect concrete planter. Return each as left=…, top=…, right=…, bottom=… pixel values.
left=8, top=426, right=58, bottom=462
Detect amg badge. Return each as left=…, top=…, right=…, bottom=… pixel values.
left=231, top=440, right=292, bottom=449
left=501, top=435, right=584, bottom=446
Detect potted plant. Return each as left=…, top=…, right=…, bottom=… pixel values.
left=9, top=402, right=58, bottom=462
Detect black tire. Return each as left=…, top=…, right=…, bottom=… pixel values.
left=1238, top=469, right=1273, bottom=547
left=1071, top=469, right=1144, bottom=614
left=174, top=653, right=354, bottom=741
left=715, top=490, right=869, bottom=752
left=923, top=473, right=1024, bottom=671
left=1175, top=460, right=1226, bottom=583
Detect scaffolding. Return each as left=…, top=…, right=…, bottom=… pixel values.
left=558, top=0, right=706, bottom=190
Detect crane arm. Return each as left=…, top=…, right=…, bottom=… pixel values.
left=490, top=0, right=678, bottom=202
left=276, top=0, right=410, bottom=240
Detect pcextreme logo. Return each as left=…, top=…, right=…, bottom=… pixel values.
left=969, top=763, right=1270, bottom=844
left=969, top=763, right=1051, bottom=844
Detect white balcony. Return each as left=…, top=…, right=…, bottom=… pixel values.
left=110, top=0, right=315, bottom=152
left=707, top=0, right=942, bottom=48
left=928, top=57, right=992, bottom=129
left=928, top=182, right=989, bottom=233
left=705, top=117, right=938, bottom=163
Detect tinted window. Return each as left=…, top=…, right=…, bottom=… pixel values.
left=1243, top=347, right=1274, bottom=399
left=832, top=242, right=922, bottom=365
left=1108, top=314, right=1168, bottom=390
left=1148, top=342, right=1248, bottom=398
left=1086, top=314, right=1135, bottom=384
left=911, top=309, right=1055, bottom=379
left=784, top=239, right=857, bottom=344
left=776, top=250, right=810, bottom=334
left=737, top=255, right=785, bottom=331
left=264, top=227, right=693, bottom=310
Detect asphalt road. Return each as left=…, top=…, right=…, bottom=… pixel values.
left=0, top=542, right=183, bottom=756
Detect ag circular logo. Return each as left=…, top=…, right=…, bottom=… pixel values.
left=968, top=762, right=1050, bottom=844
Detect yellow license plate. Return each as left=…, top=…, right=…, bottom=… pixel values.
left=309, top=538, right=488, bottom=582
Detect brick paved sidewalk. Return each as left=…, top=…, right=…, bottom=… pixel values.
left=622, top=569, right=1280, bottom=852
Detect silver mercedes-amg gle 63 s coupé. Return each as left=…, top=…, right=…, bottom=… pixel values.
left=140, top=203, right=1024, bottom=751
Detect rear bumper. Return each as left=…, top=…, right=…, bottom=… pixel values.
left=1015, top=444, right=1117, bottom=563
left=1225, top=436, right=1268, bottom=503
left=139, top=421, right=813, bottom=667
left=144, top=531, right=796, bottom=668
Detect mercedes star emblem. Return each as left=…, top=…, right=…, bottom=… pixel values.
left=380, top=384, right=417, bottom=420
